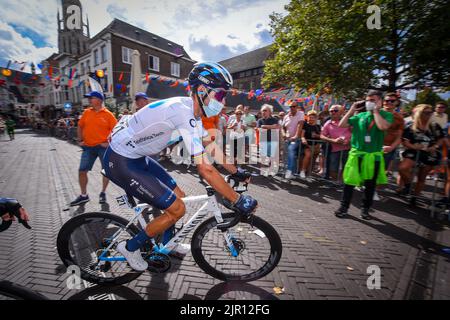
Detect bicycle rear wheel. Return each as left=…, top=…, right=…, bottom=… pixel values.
left=57, top=212, right=143, bottom=285
left=191, top=213, right=282, bottom=282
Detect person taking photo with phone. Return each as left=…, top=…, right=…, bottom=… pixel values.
left=335, top=90, right=393, bottom=219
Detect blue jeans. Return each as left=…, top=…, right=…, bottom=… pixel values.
left=286, top=140, right=300, bottom=173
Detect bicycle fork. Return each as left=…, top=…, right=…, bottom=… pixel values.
left=223, top=231, right=239, bottom=257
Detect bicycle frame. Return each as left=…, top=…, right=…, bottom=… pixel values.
left=97, top=192, right=236, bottom=263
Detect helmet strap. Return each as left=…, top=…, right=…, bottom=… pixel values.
left=194, top=87, right=208, bottom=117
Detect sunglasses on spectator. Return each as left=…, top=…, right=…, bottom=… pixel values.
left=384, top=99, right=397, bottom=103
left=330, top=110, right=339, bottom=113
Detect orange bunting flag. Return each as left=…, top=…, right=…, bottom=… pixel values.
left=118, top=72, right=124, bottom=82
left=146, top=72, right=150, bottom=83
left=170, top=80, right=179, bottom=87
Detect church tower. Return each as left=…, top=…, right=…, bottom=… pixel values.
left=57, top=0, right=90, bottom=56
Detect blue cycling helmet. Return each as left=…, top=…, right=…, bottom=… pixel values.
left=188, top=62, right=233, bottom=90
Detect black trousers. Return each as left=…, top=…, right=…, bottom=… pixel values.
left=341, top=159, right=380, bottom=210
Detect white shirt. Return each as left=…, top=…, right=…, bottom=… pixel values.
left=110, top=97, right=206, bottom=159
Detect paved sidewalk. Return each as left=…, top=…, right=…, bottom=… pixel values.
left=0, top=129, right=449, bottom=300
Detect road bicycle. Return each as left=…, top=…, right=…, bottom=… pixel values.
left=56, top=174, right=283, bottom=285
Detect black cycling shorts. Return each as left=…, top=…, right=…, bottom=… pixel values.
left=103, top=147, right=177, bottom=210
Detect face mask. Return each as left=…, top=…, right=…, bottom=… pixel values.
left=203, top=98, right=224, bottom=118
left=365, top=101, right=376, bottom=111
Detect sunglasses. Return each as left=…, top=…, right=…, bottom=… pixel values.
left=330, top=110, right=339, bottom=113
left=384, top=100, right=397, bottom=103
left=207, top=88, right=228, bottom=102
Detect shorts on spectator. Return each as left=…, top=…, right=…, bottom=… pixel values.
left=401, top=149, right=441, bottom=167
left=79, top=145, right=107, bottom=172
left=383, top=149, right=397, bottom=168
left=329, top=150, right=349, bottom=173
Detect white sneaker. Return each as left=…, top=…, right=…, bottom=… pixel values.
left=299, top=171, right=306, bottom=179
left=285, top=170, right=293, bottom=180
left=373, top=191, right=380, bottom=201
left=170, top=243, right=191, bottom=259
left=116, top=241, right=148, bottom=272
left=171, top=156, right=183, bottom=165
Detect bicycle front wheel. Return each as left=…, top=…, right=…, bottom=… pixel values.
left=191, top=213, right=282, bottom=282
left=57, top=212, right=143, bottom=286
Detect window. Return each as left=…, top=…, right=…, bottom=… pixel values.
left=80, top=63, right=85, bottom=75
left=122, top=47, right=132, bottom=64
left=148, top=55, right=160, bottom=71
left=245, top=70, right=252, bottom=77
left=101, top=68, right=108, bottom=93
left=171, top=62, right=180, bottom=77
left=101, top=45, right=107, bottom=63
left=94, top=49, right=99, bottom=66
left=253, top=69, right=259, bottom=76
left=239, top=72, right=245, bottom=78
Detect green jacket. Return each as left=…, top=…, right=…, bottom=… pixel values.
left=5, top=119, right=15, bottom=129
left=343, top=148, right=387, bottom=186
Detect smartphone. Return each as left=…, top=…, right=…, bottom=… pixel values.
left=354, top=101, right=366, bottom=112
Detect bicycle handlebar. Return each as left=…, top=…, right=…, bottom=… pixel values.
left=0, top=200, right=32, bottom=232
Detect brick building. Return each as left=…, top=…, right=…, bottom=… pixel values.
left=41, top=0, right=195, bottom=114
left=219, top=45, right=272, bottom=92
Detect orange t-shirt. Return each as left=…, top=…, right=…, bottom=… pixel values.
left=202, top=115, right=219, bottom=130
left=78, top=107, right=117, bottom=147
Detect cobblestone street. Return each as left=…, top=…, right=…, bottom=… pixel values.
left=1, top=129, right=449, bottom=300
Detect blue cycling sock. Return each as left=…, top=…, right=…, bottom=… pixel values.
left=126, top=230, right=151, bottom=252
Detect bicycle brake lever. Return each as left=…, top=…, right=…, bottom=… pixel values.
left=0, top=218, right=13, bottom=232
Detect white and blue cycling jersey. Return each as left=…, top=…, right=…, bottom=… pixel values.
left=110, top=97, right=207, bottom=159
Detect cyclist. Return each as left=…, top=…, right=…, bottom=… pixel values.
left=0, top=198, right=30, bottom=230
left=103, top=62, right=258, bottom=271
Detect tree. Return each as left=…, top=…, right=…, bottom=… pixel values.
left=263, top=0, right=450, bottom=97
left=415, top=88, right=442, bottom=106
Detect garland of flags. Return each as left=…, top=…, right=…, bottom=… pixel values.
left=2, top=60, right=338, bottom=110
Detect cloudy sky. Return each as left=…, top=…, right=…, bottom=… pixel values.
left=0, top=0, right=289, bottom=72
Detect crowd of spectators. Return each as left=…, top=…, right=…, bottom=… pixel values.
left=28, top=90, right=450, bottom=217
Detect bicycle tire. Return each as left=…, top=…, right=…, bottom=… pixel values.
left=57, top=212, right=143, bottom=286
left=0, top=281, right=49, bottom=300
left=191, top=213, right=282, bottom=282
